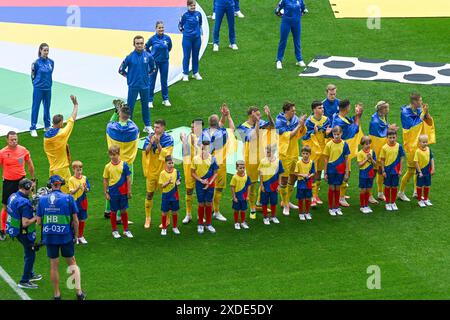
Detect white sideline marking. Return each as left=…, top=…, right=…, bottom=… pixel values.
left=0, top=265, right=32, bottom=300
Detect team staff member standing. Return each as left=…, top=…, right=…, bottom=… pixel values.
left=179, top=0, right=203, bottom=82
left=119, top=35, right=156, bottom=132
left=6, top=179, right=42, bottom=289
left=43, top=95, right=78, bottom=194
left=36, top=175, right=85, bottom=300
left=275, top=0, right=307, bottom=70
left=213, top=0, right=238, bottom=52
left=146, top=22, right=172, bottom=108
left=0, top=131, right=36, bottom=240
left=30, top=43, right=54, bottom=138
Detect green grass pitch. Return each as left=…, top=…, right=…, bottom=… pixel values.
left=1, top=0, right=450, bottom=300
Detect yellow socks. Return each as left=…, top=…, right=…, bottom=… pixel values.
left=287, top=184, right=294, bottom=205
left=185, top=193, right=193, bottom=216
left=213, top=189, right=223, bottom=213
left=280, top=185, right=288, bottom=206
left=400, top=167, right=415, bottom=192
left=377, top=173, right=384, bottom=193
left=145, top=199, right=153, bottom=219
left=249, top=183, right=257, bottom=211
left=312, top=180, right=320, bottom=198
left=340, top=182, right=348, bottom=198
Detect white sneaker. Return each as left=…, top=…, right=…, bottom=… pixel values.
left=385, top=203, right=393, bottom=211
left=162, top=100, right=171, bottom=107
left=123, top=230, right=134, bottom=238
left=270, top=217, right=280, bottom=224
left=368, top=195, right=379, bottom=204
left=336, top=208, right=343, bottom=216
left=78, top=237, right=88, bottom=245
left=213, top=212, right=227, bottom=221
left=182, top=214, right=192, bottom=224
left=296, top=61, right=306, bottom=67
left=339, top=198, right=350, bottom=207
left=206, top=225, right=216, bottom=233
left=211, top=12, right=216, bottom=20
left=193, top=73, right=203, bottom=80
left=182, top=74, right=189, bottom=82
left=143, top=126, right=154, bottom=134
left=282, top=206, right=290, bottom=216
left=360, top=207, right=368, bottom=214
left=299, top=214, right=306, bottom=221
left=172, top=227, right=180, bottom=235
left=329, top=209, right=337, bottom=216
left=229, top=44, right=239, bottom=50
left=30, top=130, right=38, bottom=138
left=424, top=199, right=433, bottom=206
left=377, top=192, right=386, bottom=201
left=366, top=207, right=373, bottom=213
left=235, top=10, right=245, bottom=18
left=391, top=203, right=398, bottom=211
left=276, top=61, right=282, bottom=69
left=412, top=191, right=418, bottom=199
left=161, top=229, right=167, bottom=236
left=112, top=231, right=121, bottom=239
left=234, top=223, right=241, bottom=230
left=241, top=222, right=249, bottom=229
left=289, top=202, right=298, bottom=210
left=263, top=218, right=270, bottom=225
left=305, top=213, right=312, bottom=220
left=418, top=200, right=426, bottom=208
left=148, top=102, right=154, bottom=108
left=398, top=192, right=410, bottom=202
left=197, top=225, right=204, bottom=234
left=213, top=44, right=219, bottom=52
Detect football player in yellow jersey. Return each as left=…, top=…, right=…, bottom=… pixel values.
left=414, top=134, right=435, bottom=208
left=142, top=119, right=174, bottom=229
left=199, top=104, right=235, bottom=222
left=294, top=146, right=315, bottom=221
left=236, top=105, right=275, bottom=219
left=274, top=101, right=307, bottom=216
left=159, top=156, right=182, bottom=236
left=302, top=101, right=332, bottom=207
left=181, top=119, right=203, bottom=224
left=230, top=160, right=252, bottom=230
left=43, top=95, right=78, bottom=193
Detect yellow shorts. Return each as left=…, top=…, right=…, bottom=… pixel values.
left=146, top=175, right=159, bottom=193
left=183, top=163, right=195, bottom=190
left=280, top=158, right=297, bottom=178
left=246, top=163, right=259, bottom=183
left=215, top=164, right=227, bottom=189
left=49, top=167, right=71, bottom=194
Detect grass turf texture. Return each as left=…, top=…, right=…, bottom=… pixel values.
left=1, top=0, right=450, bottom=300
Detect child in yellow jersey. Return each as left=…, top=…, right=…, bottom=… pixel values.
left=68, top=160, right=90, bottom=245
left=230, top=161, right=252, bottom=230
left=414, top=134, right=435, bottom=207
left=103, top=145, right=132, bottom=239
left=380, top=128, right=405, bottom=211
left=294, top=146, right=316, bottom=221
left=357, top=136, right=377, bottom=214
left=159, top=156, right=182, bottom=236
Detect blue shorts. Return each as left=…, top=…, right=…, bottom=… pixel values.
left=384, top=174, right=399, bottom=187
left=109, top=194, right=128, bottom=212
left=161, top=200, right=180, bottom=212
left=196, top=186, right=214, bottom=203
left=46, top=242, right=75, bottom=259
left=327, top=173, right=344, bottom=186
left=260, top=191, right=278, bottom=206
left=359, top=177, right=374, bottom=189
left=77, top=209, right=88, bottom=221
left=232, top=199, right=248, bottom=211
left=417, top=174, right=431, bottom=187
left=296, top=188, right=312, bottom=200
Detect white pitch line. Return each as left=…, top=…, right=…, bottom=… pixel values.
left=0, top=265, right=32, bottom=300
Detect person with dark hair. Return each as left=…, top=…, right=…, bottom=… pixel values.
left=357, top=136, right=377, bottom=214
left=119, top=35, right=156, bottom=132
left=43, top=95, right=79, bottom=194
left=0, top=132, right=35, bottom=240
left=146, top=22, right=172, bottom=108
left=30, top=43, right=54, bottom=137
left=213, top=0, right=238, bottom=52
left=294, top=145, right=315, bottom=221
left=159, top=155, right=181, bottom=235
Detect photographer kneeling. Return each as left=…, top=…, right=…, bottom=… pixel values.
left=6, top=178, right=42, bottom=289
left=36, top=175, right=85, bottom=300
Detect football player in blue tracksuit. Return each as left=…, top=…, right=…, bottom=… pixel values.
left=212, top=0, right=244, bottom=19
left=179, top=0, right=203, bottom=81
left=30, top=43, right=54, bottom=138
left=275, top=0, right=308, bottom=70
left=213, top=0, right=238, bottom=51
left=146, top=21, right=172, bottom=108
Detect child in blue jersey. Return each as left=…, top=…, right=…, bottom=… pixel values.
left=380, top=128, right=405, bottom=211
left=230, top=161, right=252, bottom=230
left=103, top=145, right=133, bottom=239
left=295, top=146, right=315, bottom=221
left=159, top=156, right=181, bottom=236
left=179, top=0, right=203, bottom=81
left=213, top=0, right=238, bottom=51
left=30, top=43, right=54, bottom=137
left=357, top=136, right=377, bottom=214
left=68, top=161, right=90, bottom=244
left=414, top=134, right=435, bottom=208
left=146, top=22, right=172, bottom=108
